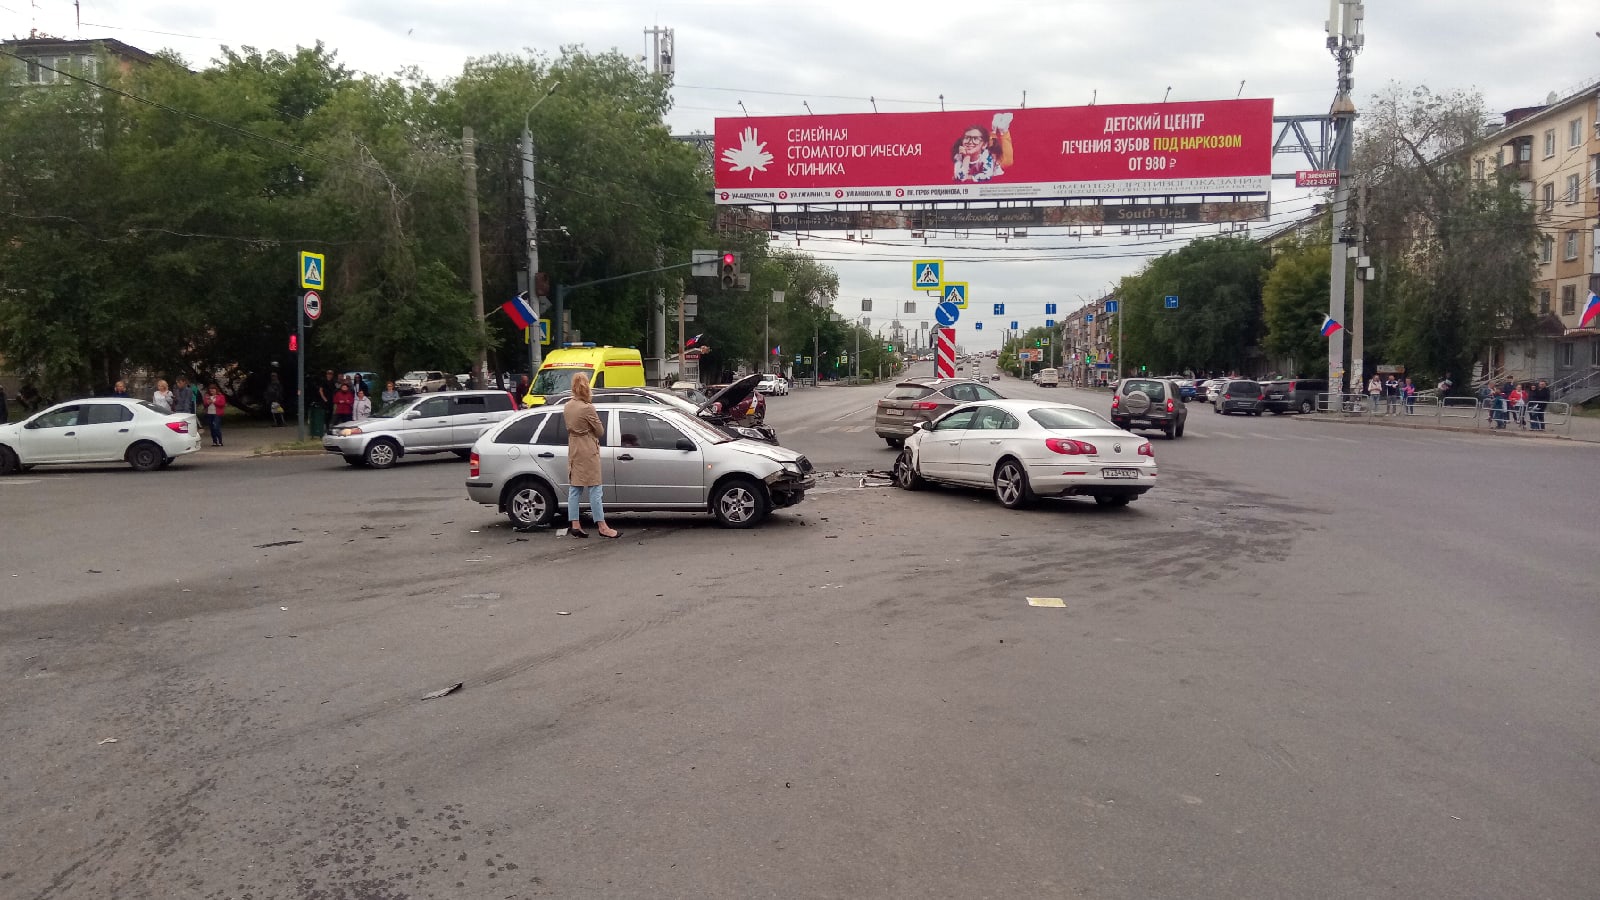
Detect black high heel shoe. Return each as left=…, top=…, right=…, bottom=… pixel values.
left=566, top=527, right=589, bottom=538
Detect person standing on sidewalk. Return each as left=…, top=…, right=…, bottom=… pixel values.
left=263, top=373, right=286, bottom=426
left=1508, top=383, right=1527, bottom=429
left=1367, top=374, right=1382, bottom=414
left=1403, top=378, right=1416, bottom=415
left=1527, top=379, right=1550, bottom=430
left=172, top=376, right=197, bottom=416
left=330, top=378, right=355, bottom=427
left=150, top=379, right=174, bottom=414
left=202, top=383, right=226, bottom=445
left=351, top=387, right=372, bottom=422
left=1383, top=374, right=1401, bottom=414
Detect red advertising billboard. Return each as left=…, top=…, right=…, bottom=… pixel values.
left=714, top=99, right=1272, bottom=204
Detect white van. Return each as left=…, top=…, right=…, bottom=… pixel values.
left=1036, top=368, right=1060, bottom=387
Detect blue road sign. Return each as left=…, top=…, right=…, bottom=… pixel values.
left=913, top=260, right=943, bottom=290
left=1104, top=299, right=1120, bottom=313
left=1045, top=302, right=1057, bottom=315
left=1010, top=320, right=1018, bottom=330
left=1165, top=295, right=1179, bottom=308
left=1085, top=313, right=1095, bottom=323
left=993, top=303, right=1005, bottom=316
left=935, top=301, right=961, bottom=327
left=974, top=321, right=983, bottom=330
left=1046, top=319, right=1055, bottom=328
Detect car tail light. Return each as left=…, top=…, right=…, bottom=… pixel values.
left=1223, top=393, right=1231, bottom=400
left=1137, top=442, right=1154, bottom=457
left=1046, top=438, right=1097, bottom=455
left=1165, top=398, right=1174, bottom=413
left=1110, top=395, right=1120, bottom=410
left=165, top=421, right=190, bottom=434
left=914, top=401, right=940, bottom=410
left=469, top=452, right=480, bottom=478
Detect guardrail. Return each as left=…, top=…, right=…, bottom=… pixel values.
left=1313, top=394, right=1572, bottom=436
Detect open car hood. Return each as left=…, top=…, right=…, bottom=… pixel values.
left=701, top=373, right=762, bottom=415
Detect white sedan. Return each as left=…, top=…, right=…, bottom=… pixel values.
left=757, top=375, right=788, bottom=396
left=0, top=398, right=203, bottom=474
left=892, top=399, right=1157, bottom=508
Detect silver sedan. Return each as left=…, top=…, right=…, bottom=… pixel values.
left=466, top=403, right=814, bottom=529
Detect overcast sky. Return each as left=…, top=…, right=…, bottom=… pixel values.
left=9, top=0, right=1598, bottom=350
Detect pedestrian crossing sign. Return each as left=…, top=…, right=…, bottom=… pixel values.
left=913, top=260, right=943, bottom=291
left=299, top=251, right=325, bottom=290
left=941, top=282, right=968, bottom=310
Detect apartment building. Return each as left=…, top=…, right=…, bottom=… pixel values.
left=1, top=33, right=159, bottom=85
left=1469, top=82, right=1600, bottom=394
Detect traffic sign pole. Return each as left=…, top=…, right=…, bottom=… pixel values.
left=296, top=292, right=306, bottom=441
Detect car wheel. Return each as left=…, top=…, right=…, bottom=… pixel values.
left=1299, top=399, right=1315, bottom=414
left=504, top=477, right=558, bottom=529
left=1163, top=423, right=1175, bottom=439
left=712, top=477, right=768, bottom=528
left=1175, top=422, right=1185, bottom=438
left=993, top=458, right=1035, bottom=509
left=893, top=450, right=925, bottom=491
left=1094, top=494, right=1133, bottom=507
left=364, top=439, right=400, bottom=469
left=884, top=437, right=903, bottom=449
left=0, top=445, right=18, bottom=475
left=126, top=441, right=164, bottom=472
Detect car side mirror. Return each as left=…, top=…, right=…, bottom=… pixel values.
left=914, top=421, right=930, bottom=432
left=675, top=438, right=695, bottom=451
left=404, top=411, right=422, bottom=420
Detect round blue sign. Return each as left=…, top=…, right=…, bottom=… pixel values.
left=935, top=301, right=961, bottom=327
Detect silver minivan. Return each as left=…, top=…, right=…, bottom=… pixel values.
left=324, top=390, right=519, bottom=468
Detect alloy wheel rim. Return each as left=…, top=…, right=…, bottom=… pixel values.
left=513, top=489, right=544, bottom=525
left=371, top=444, right=394, bottom=465
left=997, top=465, right=1020, bottom=504
left=721, top=488, right=755, bottom=522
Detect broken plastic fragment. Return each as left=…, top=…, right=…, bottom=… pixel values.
left=420, top=682, right=464, bottom=701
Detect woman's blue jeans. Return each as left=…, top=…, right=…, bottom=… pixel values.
left=567, top=484, right=605, bottom=523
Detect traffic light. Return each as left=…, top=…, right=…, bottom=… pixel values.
left=289, top=334, right=298, bottom=352
left=719, top=251, right=738, bottom=289
left=1035, top=339, right=1042, bottom=348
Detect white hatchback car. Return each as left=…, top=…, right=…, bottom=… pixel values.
left=893, top=399, right=1156, bottom=508
left=0, top=398, right=202, bottom=474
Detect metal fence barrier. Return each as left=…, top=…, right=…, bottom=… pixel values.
left=1314, top=394, right=1573, bottom=436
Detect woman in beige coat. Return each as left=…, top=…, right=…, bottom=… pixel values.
left=562, top=373, right=620, bottom=538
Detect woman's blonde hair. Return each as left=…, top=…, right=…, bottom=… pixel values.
left=571, top=372, right=592, bottom=402
left=156, top=379, right=168, bottom=391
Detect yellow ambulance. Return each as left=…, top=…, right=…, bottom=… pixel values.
left=522, top=344, right=647, bottom=406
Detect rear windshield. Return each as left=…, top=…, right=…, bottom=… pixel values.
left=1228, top=382, right=1261, bottom=395
left=884, top=385, right=932, bottom=400
left=1121, top=380, right=1167, bottom=400
left=1028, top=407, right=1115, bottom=430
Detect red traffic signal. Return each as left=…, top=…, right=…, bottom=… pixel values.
left=289, top=334, right=298, bottom=352
left=719, top=251, right=737, bottom=288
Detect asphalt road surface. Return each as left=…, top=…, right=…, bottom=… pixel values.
left=3, top=368, right=1597, bottom=898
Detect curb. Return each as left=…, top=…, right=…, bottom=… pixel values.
left=251, top=449, right=328, bottom=458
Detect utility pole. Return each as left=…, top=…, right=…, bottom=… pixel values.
left=522, top=83, right=558, bottom=382
left=1325, top=0, right=1365, bottom=395
left=1350, top=180, right=1369, bottom=391
left=463, top=126, right=487, bottom=383
left=645, top=26, right=674, bottom=381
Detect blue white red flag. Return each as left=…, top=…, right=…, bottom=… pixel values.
left=1581, top=291, right=1600, bottom=328
left=501, top=294, right=536, bottom=329
left=1319, top=314, right=1344, bottom=337
left=685, top=333, right=704, bottom=347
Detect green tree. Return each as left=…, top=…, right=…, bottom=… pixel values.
left=1261, top=225, right=1333, bottom=375
left=1116, top=236, right=1272, bottom=375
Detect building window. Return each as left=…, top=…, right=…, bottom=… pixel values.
left=1564, top=231, right=1580, bottom=260
left=1538, top=289, right=1551, bottom=314
left=1561, top=284, right=1577, bottom=315
left=1542, top=182, right=1555, bottom=211
left=1474, top=158, right=1485, bottom=179
left=1543, top=129, right=1556, bottom=158
left=1566, top=174, right=1582, bottom=203
left=1570, top=118, right=1584, bottom=149
left=1540, top=236, right=1554, bottom=263
left=1519, top=139, right=1533, bottom=162
left=1557, top=343, right=1574, bottom=367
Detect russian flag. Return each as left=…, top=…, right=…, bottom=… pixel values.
left=685, top=333, right=703, bottom=347
left=1320, top=314, right=1344, bottom=337
left=501, top=294, right=536, bottom=329
left=1581, top=291, right=1600, bottom=328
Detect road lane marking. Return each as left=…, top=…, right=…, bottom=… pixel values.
left=832, top=405, right=874, bottom=421
left=845, top=425, right=869, bottom=433
left=1248, top=432, right=1287, bottom=441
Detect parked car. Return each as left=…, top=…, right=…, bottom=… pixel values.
left=757, top=374, right=788, bottom=396
left=1259, top=378, right=1328, bottom=415
left=892, top=399, right=1156, bottom=508
left=342, top=371, right=382, bottom=396
left=1110, top=377, right=1187, bottom=438
left=1213, top=379, right=1264, bottom=415
left=989, top=373, right=1001, bottom=382
left=1201, top=377, right=1228, bottom=403
left=467, top=403, right=814, bottom=529
left=0, top=398, right=201, bottom=474
left=395, top=370, right=450, bottom=395
left=875, top=377, right=1006, bottom=449
left=542, top=375, right=779, bottom=445
left=1160, top=377, right=1198, bottom=401
left=323, top=389, right=520, bottom=468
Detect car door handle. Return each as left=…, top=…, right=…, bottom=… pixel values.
left=617, top=454, right=635, bottom=461
left=119, top=428, right=130, bottom=433
left=988, top=439, right=1001, bottom=444
left=64, top=431, right=75, bottom=436
left=946, top=440, right=959, bottom=446
left=537, top=452, right=554, bottom=459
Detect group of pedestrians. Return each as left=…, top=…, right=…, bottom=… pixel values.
left=1481, top=379, right=1551, bottom=430
left=1365, top=374, right=1421, bottom=414
left=148, top=375, right=227, bottom=445
left=309, top=370, right=387, bottom=433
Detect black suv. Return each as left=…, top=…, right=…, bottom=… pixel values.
left=1110, top=377, right=1187, bottom=438
left=1260, top=378, right=1328, bottom=415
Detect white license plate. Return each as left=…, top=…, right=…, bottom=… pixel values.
left=1102, top=468, right=1140, bottom=479
left=885, top=408, right=903, bottom=416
